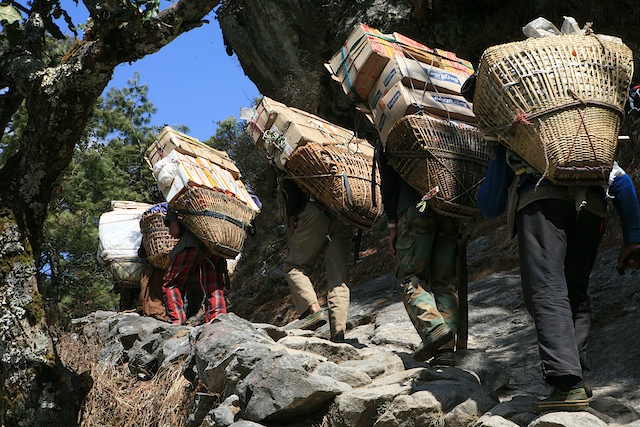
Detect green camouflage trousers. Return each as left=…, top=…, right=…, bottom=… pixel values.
left=395, top=205, right=459, bottom=341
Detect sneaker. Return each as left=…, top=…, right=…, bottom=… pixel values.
left=297, top=310, right=327, bottom=330
left=533, top=387, right=589, bottom=412
left=413, top=324, right=454, bottom=362
left=430, top=349, right=455, bottom=367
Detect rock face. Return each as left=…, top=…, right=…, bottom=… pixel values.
left=217, top=0, right=640, bottom=131
left=73, top=245, right=640, bottom=426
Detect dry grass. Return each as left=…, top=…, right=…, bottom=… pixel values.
left=56, top=331, right=100, bottom=375
left=56, top=328, right=193, bottom=427
left=79, top=362, right=192, bottom=427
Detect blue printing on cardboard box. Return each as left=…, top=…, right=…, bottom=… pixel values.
left=387, top=90, right=402, bottom=110
left=383, top=68, right=398, bottom=88
left=371, top=90, right=383, bottom=108
left=373, top=67, right=462, bottom=108
left=428, top=68, right=461, bottom=85
left=370, top=69, right=398, bottom=108
left=377, top=113, right=387, bottom=133
left=431, top=94, right=470, bottom=109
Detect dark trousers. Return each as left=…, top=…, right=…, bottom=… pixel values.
left=516, top=199, right=603, bottom=382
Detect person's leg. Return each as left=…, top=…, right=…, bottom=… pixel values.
left=517, top=200, right=583, bottom=381
left=146, top=265, right=169, bottom=321
left=429, top=214, right=460, bottom=339
left=284, top=203, right=329, bottom=316
left=185, top=276, right=205, bottom=320
left=396, top=207, right=448, bottom=336
left=162, top=248, right=198, bottom=325
left=396, top=207, right=453, bottom=361
left=324, top=218, right=352, bottom=340
left=565, top=211, right=603, bottom=373
left=198, top=251, right=227, bottom=322
left=138, top=263, right=152, bottom=314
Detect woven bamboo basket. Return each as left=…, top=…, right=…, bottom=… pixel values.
left=385, top=114, right=489, bottom=219
left=109, top=259, right=144, bottom=288
left=140, top=205, right=179, bottom=270
left=284, top=141, right=383, bottom=229
left=473, top=33, right=633, bottom=184
left=170, top=186, right=255, bottom=259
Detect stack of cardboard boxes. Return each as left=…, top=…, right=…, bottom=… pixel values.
left=245, top=96, right=374, bottom=170
left=146, top=126, right=260, bottom=213
left=326, top=24, right=476, bottom=144
left=245, top=97, right=382, bottom=228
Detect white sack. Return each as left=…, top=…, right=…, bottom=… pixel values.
left=97, top=205, right=151, bottom=262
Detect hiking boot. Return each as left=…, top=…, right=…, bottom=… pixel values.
left=533, top=387, right=589, bottom=413
left=298, top=310, right=327, bottom=330
left=330, top=330, right=345, bottom=343
left=583, top=381, right=593, bottom=398
left=413, top=324, right=454, bottom=362
left=430, top=349, right=455, bottom=367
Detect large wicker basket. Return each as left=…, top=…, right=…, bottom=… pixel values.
left=140, top=204, right=178, bottom=270
left=385, top=114, right=489, bottom=219
left=109, top=259, right=144, bottom=288
left=171, top=186, right=255, bottom=259
left=473, top=34, right=633, bottom=184
left=284, top=142, right=383, bottom=229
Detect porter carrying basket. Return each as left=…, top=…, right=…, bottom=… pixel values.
left=385, top=114, right=489, bottom=219
left=139, top=203, right=178, bottom=270
left=170, top=186, right=255, bottom=259
left=284, top=142, right=383, bottom=229
left=473, top=33, right=634, bottom=184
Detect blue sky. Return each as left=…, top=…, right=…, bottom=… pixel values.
left=62, top=1, right=261, bottom=142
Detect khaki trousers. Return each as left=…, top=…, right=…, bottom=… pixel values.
left=284, top=202, right=352, bottom=336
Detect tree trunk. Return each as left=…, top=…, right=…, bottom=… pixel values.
left=0, top=209, right=87, bottom=426
left=0, top=1, right=220, bottom=424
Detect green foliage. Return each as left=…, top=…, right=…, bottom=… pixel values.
left=40, top=75, right=165, bottom=323
left=0, top=4, right=22, bottom=25
left=84, top=0, right=161, bottom=34
left=0, top=1, right=77, bottom=45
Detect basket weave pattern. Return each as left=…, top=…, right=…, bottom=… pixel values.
left=109, top=259, right=144, bottom=288
left=474, top=34, right=633, bottom=183
left=140, top=211, right=178, bottom=270
left=284, top=142, right=383, bottom=229
left=171, top=186, right=255, bottom=259
left=385, top=114, right=489, bottom=219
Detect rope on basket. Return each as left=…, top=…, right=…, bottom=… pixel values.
left=173, top=209, right=251, bottom=231
left=565, top=89, right=598, bottom=164
left=483, top=98, right=624, bottom=136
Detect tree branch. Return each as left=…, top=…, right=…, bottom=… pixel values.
left=81, top=0, right=220, bottom=67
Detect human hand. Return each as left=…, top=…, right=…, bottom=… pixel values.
left=617, top=242, right=640, bottom=275
left=388, top=227, right=397, bottom=258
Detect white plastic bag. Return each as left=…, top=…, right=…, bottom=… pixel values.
left=561, top=16, right=582, bottom=35
left=522, top=17, right=561, bottom=38
left=152, top=156, right=178, bottom=190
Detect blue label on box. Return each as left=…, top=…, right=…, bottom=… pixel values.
left=378, top=114, right=387, bottom=132
left=387, top=90, right=401, bottom=110
left=371, top=91, right=382, bottom=108
left=383, top=69, right=397, bottom=88
left=431, top=94, right=470, bottom=109
left=427, top=68, right=461, bottom=84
